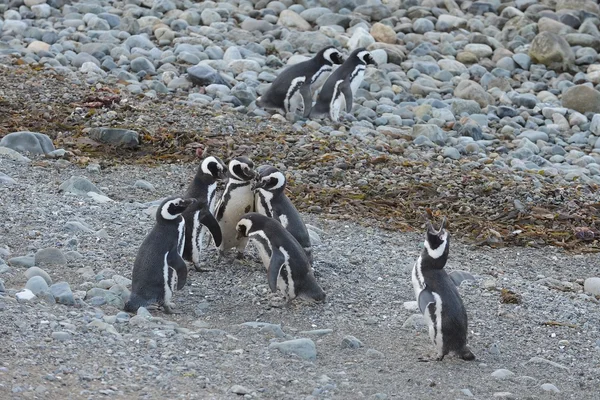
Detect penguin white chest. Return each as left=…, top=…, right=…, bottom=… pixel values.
left=276, top=247, right=296, bottom=300
left=177, top=220, right=185, bottom=257
left=350, top=65, right=366, bottom=95
left=163, top=253, right=176, bottom=304
left=219, top=183, right=254, bottom=249
left=250, top=231, right=272, bottom=270
left=423, top=292, right=444, bottom=356
left=411, top=256, right=425, bottom=300
left=255, top=190, right=274, bottom=217
left=207, top=182, right=218, bottom=213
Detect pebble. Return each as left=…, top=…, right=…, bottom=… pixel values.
left=540, top=383, right=560, bottom=393
left=134, top=180, right=155, bottom=191
left=49, top=282, right=76, bottom=306
left=341, top=335, right=363, bottom=349
left=229, top=385, right=250, bottom=395
left=491, top=369, right=514, bottom=379
left=8, top=256, right=35, bottom=268
left=298, top=329, right=333, bottom=337
left=268, top=338, right=317, bottom=361
left=16, top=288, right=36, bottom=302
left=241, top=322, right=286, bottom=338
left=51, top=331, right=72, bottom=342
left=583, top=277, right=600, bottom=295
left=25, top=276, right=49, bottom=295
left=0, top=131, right=55, bottom=155
left=59, top=176, right=103, bottom=196
left=24, top=267, right=52, bottom=285
left=34, top=248, right=67, bottom=266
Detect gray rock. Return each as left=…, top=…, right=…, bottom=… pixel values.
left=187, top=65, right=230, bottom=87
left=540, top=383, right=560, bottom=393
left=562, top=85, right=600, bottom=114
left=491, top=369, right=514, bottom=379
left=402, top=314, right=426, bottom=330
left=454, top=80, right=492, bottom=108
left=89, top=127, right=140, bottom=148
left=130, top=57, right=155, bottom=74
left=298, top=329, right=333, bottom=337
left=230, top=385, right=250, bottom=395
left=153, top=0, right=176, bottom=13
left=513, top=53, right=531, bottom=70
left=25, top=276, right=49, bottom=295
left=529, top=31, right=575, bottom=72
left=24, top=266, right=52, bottom=285
left=49, top=281, right=76, bottom=306
left=35, top=248, right=67, bottom=266
left=518, top=130, right=549, bottom=142
left=134, top=180, right=154, bottom=191
left=8, top=256, right=35, bottom=268
left=512, top=94, right=538, bottom=109
left=524, top=357, right=569, bottom=372
left=0, top=131, right=55, bottom=155
left=0, top=279, right=4, bottom=294
left=583, top=277, right=600, bottom=295
left=413, top=18, right=435, bottom=34
left=51, top=331, right=72, bottom=341
left=0, top=147, right=31, bottom=163
left=60, top=176, right=103, bottom=196
left=269, top=338, right=317, bottom=361
left=0, top=172, right=16, bottom=186
left=412, top=124, right=447, bottom=145
left=242, top=322, right=286, bottom=338
left=341, top=335, right=363, bottom=349
left=451, top=99, right=481, bottom=116
left=443, top=147, right=461, bottom=160
left=201, top=9, right=221, bottom=25
left=366, top=348, right=384, bottom=358
left=86, top=288, right=125, bottom=308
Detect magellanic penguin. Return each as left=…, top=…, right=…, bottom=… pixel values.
left=310, top=47, right=376, bottom=122
left=182, top=155, right=227, bottom=270
left=236, top=213, right=325, bottom=302
left=214, top=156, right=256, bottom=259
left=256, top=46, right=344, bottom=117
left=411, top=218, right=475, bottom=361
left=253, top=165, right=313, bottom=264
left=124, top=197, right=196, bottom=314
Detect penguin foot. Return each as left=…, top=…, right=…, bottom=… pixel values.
left=235, top=251, right=245, bottom=260
left=193, top=263, right=215, bottom=272
left=162, top=303, right=182, bottom=314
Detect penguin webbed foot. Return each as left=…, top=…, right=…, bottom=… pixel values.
left=162, top=302, right=182, bottom=314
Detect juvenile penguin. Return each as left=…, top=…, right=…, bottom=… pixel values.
left=310, top=48, right=375, bottom=122
left=411, top=218, right=475, bottom=361
left=253, top=165, right=313, bottom=263
left=256, top=46, right=344, bottom=117
left=214, top=156, right=256, bottom=259
left=124, top=197, right=196, bottom=314
left=182, top=156, right=227, bottom=270
left=236, top=213, right=325, bottom=302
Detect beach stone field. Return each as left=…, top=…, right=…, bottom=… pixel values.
left=0, top=0, right=600, bottom=399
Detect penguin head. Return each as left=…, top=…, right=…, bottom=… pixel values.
left=201, top=155, right=227, bottom=181
left=158, top=197, right=196, bottom=221
left=352, top=48, right=376, bottom=66
left=229, top=156, right=256, bottom=182
left=423, top=217, right=449, bottom=262
left=252, top=165, right=286, bottom=193
left=236, top=212, right=268, bottom=239
left=319, top=46, right=344, bottom=66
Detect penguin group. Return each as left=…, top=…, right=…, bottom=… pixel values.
left=124, top=154, right=325, bottom=314
left=256, top=46, right=376, bottom=122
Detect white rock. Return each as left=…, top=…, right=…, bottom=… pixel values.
left=583, top=277, right=600, bottom=296
left=80, top=62, right=107, bottom=76
left=88, top=192, right=114, bottom=203
left=540, top=383, right=560, bottom=393
left=491, top=369, right=514, bottom=379
left=278, top=10, right=311, bottom=31
left=27, top=40, right=50, bottom=53
left=347, top=27, right=375, bottom=51
left=464, top=44, right=493, bottom=59
left=16, top=289, right=36, bottom=302
left=403, top=301, right=418, bottom=311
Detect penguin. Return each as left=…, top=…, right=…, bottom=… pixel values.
left=256, top=46, right=344, bottom=117
left=235, top=213, right=325, bottom=302
left=411, top=218, right=475, bottom=361
left=124, top=197, right=196, bottom=314
left=214, top=156, right=256, bottom=259
left=181, top=155, right=227, bottom=270
left=252, top=165, right=313, bottom=264
left=310, top=48, right=376, bottom=122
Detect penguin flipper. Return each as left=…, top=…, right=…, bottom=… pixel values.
left=300, top=83, right=313, bottom=118
left=167, top=249, right=188, bottom=290
left=341, top=82, right=353, bottom=113
left=268, top=248, right=286, bottom=293
left=200, top=210, right=222, bottom=247
left=417, top=286, right=436, bottom=314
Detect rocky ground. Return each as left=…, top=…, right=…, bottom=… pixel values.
left=1, top=0, right=600, bottom=399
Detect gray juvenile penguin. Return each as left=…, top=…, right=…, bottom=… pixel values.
left=256, top=46, right=344, bottom=117
left=182, top=155, right=227, bottom=270
left=411, top=218, right=475, bottom=361
left=253, top=165, right=313, bottom=264
left=236, top=213, right=325, bottom=302
left=310, top=48, right=375, bottom=122
left=214, top=156, right=256, bottom=259
left=125, top=197, right=196, bottom=314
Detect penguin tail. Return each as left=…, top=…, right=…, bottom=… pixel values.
left=459, top=347, right=476, bottom=361
left=123, top=293, right=148, bottom=313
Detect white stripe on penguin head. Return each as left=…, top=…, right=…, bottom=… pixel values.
left=323, top=47, right=340, bottom=64
left=201, top=156, right=220, bottom=177
left=161, top=199, right=182, bottom=220
left=423, top=231, right=448, bottom=259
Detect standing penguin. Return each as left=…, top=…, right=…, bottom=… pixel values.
left=253, top=165, right=313, bottom=264
left=124, top=197, right=196, bottom=314
left=411, top=218, right=475, bottom=361
left=214, top=156, right=256, bottom=259
left=310, top=48, right=375, bottom=122
left=256, top=46, right=344, bottom=117
left=236, top=213, right=325, bottom=302
left=182, top=155, right=227, bottom=270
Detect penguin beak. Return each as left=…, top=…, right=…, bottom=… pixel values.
left=438, top=217, right=447, bottom=233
